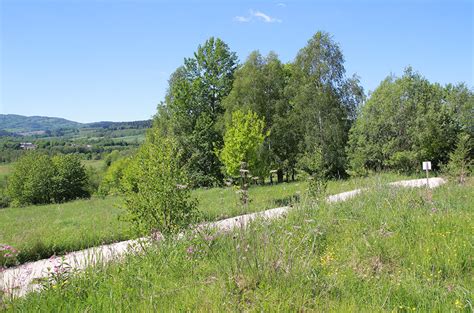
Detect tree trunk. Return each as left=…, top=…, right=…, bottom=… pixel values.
left=292, top=168, right=295, bottom=181
left=277, top=169, right=284, bottom=183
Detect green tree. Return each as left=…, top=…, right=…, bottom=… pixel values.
left=52, top=154, right=90, bottom=202
left=347, top=68, right=459, bottom=174
left=219, top=110, right=268, bottom=177
left=288, top=31, right=364, bottom=178
left=98, top=157, right=131, bottom=196
left=445, top=132, right=472, bottom=184
left=121, top=128, right=198, bottom=235
left=222, top=51, right=299, bottom=182
left=444, top=83, right=474, bottom=135
left=164, top=37, right=238, bottom=186
left=7, top=153, right=56, bottom=206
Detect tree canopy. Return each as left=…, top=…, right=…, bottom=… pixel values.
left=347, top=67, right=471, bottom=174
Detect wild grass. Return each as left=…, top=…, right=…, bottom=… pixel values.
left=1, top=172, right=410, bottom=265
left=0, top=164, right=12, bottom=184
left=4, top=178, right=472, bottom=311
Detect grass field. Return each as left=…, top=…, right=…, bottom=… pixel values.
left=4, top=178, right=472, bottom=311
left=81, top=159, right=105, bottom=170
left=0, top=173, right=410, bottom=265
left=0, top=163, right=12, bottom=182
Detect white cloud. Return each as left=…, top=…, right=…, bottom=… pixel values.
left=250, top=10, right=282, bottom=23
left=233, top=9, right=282, bottom=24
left=234, top=15, right=251, bottom=23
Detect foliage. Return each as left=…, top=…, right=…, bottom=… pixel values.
left=6, top=153, right=89, bottom=206
left=299, top=147, right=328, bottom=201
left=51, top=154, right=89, bottom=203
left=222, top=51, right=299, bottom=181
left=445, top=132, right=472, bottom=183
left=0, top=188, right=10, bottom=208
left=98, top=157, right=131, bottom=196
left=39, top=257, right=76, bottom=291
left=121, top=130, right=199, bottom=235
left=347, top=68, right=468, bottom=174
left=103, top=150, right=121, bottom=167
left=7, top=153, right=57, bottom=206
left=219, top=110, right=268, bottom=177
left=288, top=31, right=364, bottom=178
left=161, top=37, right=238, bottom=187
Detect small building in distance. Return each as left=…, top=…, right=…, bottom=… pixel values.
left=20, top=142, right=37, bottom=150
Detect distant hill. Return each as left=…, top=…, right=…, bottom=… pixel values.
left=0, top=114, right=152, bottom=134
left=0, top=114, right=82, bottom=133
left=86, top=120, right=152, bottom=130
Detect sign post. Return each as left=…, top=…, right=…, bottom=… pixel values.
left=422, top=161, right=432, bottom=188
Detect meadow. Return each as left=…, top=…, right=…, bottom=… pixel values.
left=4, top=178, right=472, bottom=311
left=0, top=173, right=411, bottom=265
left=0, top=163, right=12, bottom=184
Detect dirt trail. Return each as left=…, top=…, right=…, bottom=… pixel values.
left=1, top=177, right=446, bottom=298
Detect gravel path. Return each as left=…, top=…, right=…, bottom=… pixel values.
left=1, top=177, right=446, bottom=298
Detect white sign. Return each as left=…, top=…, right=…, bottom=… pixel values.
left=422, top=161, right=432, bottom=171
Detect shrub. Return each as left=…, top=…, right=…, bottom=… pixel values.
left=52, top=154, right=90, bottom=203
left=445, top=132, right=472, bottom=184
left=219, top=110, right=268, bottom=177
left=98, top=157, right=131, bottom=196
left=7, top=153, right=56, bottom=206
left=121, top=131, right=198, bottom=235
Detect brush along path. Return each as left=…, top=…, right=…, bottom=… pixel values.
left=0, top=177, right=446, bottom=298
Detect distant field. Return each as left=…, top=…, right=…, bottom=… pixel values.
left=81, top=159, right=105, bottom=170
left=0, top=173, right=410, bottom=265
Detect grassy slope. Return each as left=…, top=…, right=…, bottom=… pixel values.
left=5, top=179, right=472, bottom=311
left=0, top=173, right=409, bottom=264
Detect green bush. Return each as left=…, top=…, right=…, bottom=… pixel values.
left=7, top=153, right=57, bottom=206
left=121, top=131, right=198, bottom=235
left=98, top=157, right=131, bottom=196
left=52, top=155, right=90, bottom=203
left=445, top=132, right=472, bottom=183
left=7, top=153, right=90, bottom=206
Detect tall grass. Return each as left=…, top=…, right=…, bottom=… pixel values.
left=5, top=177, right=471, bottom=311
left=1, top=172, right=410, bottom=265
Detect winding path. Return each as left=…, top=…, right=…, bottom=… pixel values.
left=1, top=177, right=446, bottom=298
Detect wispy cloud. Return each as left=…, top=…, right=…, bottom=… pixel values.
left=250, top=10, right=282, bottom=23
left=234, top=16, right=251, bottom=23
left=277, top=3, right=286, bottom=7
left=233, top=9, right=282, bottom=24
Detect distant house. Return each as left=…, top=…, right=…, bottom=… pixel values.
left=20, top=142, right=37, bottom=150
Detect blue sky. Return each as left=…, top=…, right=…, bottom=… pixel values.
left=1, top=0, right=472, bottom=123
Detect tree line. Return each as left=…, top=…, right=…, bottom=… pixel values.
left=3, top=30, right=471, bottom=211
left=151, top=31, right=472, bottom=187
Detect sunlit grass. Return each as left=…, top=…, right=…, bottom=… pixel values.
left=1, top=172, right=411, bottom=265
left=5, top=178, right=472, bottom=311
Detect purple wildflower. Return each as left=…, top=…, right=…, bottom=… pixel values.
left=186, top=246, right=195, bottom=255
